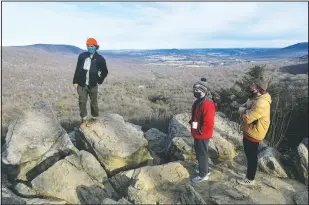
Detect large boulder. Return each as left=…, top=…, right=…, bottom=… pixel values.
left=258, top=147, right=288, bottom=178
left=1, top=101, right=75, bottom=181
left=297, top=143, right=308, bottom=185
left=214, top=114, right=243, bottom=148
left=208, top=132, right=237, bottom=161
left=166, top=113, right=191, bottom=154
left=78, top=113, right=152, bottom=174
left=110, top=162, right=192, bottom=204
left=31, top=150, right=117, bottom=204
left=144, top=128, right=167, bottom=156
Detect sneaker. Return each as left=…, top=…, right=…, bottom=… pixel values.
left=191, top=175, right=209, bottom=183
left=237, top=170, right=247, bottom=176
left=236, top=177, right=255, bottom=186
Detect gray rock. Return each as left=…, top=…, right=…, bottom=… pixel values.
left=258, top=147, right=288, bottom=178
left=31, top=150, right=115, bottom=204
left=112, top=162, right=190, bottom=204
left=294, top=191, right=308, bottom=205
left=179, top=184, right=207, bottom=204
left=102, top=197, right=132, bottom=204
left=210, top=195, right=230, bottom=204
left=166, top=113, right=192, bottom=154
left=297, top=143, right=308, bottom=185
left=126, top=122, right=142, bottom=132
left=214, top=114, right=243, bottom=148
left=109, top=169, right=135, bottom=197
left=224, top=186, right=250, bottom=200
left=209, top=132, right=237, bottom=161
left=1, top=186, right=67, bottom=204
left=79, top=113, right=152, bottom=174
left=298, top=143, right=308, bottom=170
left=128, top=186, right=157, bottom=204
left=14, top=183, right=37, bottom=198
left=261, top=177, right=278, bottom=189
left=25, top=198, right=67, bottom=204
left=144, top=128, right=167, bottom=156
left=1, top=100, right=75, bottom=181
left=1, top=187, right=26, bottom=204
left=170, top=137, right=195, bottom=161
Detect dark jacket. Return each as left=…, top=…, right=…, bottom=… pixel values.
left=189, top=96, right=216, bottom=139
left=73, top=51, right=108, bottom=87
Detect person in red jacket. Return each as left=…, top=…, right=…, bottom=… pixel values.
left=189, top=78, right=217, bottom=183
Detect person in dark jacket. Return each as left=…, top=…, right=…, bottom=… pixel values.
left=189, top=78, right=217, bottom=183
left=73, top=37, right=108, bottom=128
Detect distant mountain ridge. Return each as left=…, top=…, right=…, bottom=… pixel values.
left=282, top=42, right=308, bottom=50
left=19, top=44, right=85, bottom=55
left=243, top=42, right=308, bottom=60
left=5, top=42, right=308, bottom=60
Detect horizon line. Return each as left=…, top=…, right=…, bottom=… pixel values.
left=3, top=41, right=308, bottom=51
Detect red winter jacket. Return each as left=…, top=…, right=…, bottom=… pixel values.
left=189, top=97, right=216, bottom=139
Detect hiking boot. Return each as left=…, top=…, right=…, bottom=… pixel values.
left=191, top=175, right=209, bottom=183
left=237, top=177, right=255, bottom=186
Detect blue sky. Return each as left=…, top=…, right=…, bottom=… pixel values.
left=2, top=2, right=308, bottom=49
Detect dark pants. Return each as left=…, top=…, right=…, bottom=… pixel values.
left=194, top=138, right=210, bottom=177
left=77, top=85, right=98, bottom=119
left=243, top=137, right=260, bottom=180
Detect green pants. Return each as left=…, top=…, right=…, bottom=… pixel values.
left=77, top=85, right=98, bottom=119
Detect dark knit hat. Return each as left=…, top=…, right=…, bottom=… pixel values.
left=193, top=77, right=208, bottom=93
left=255, top=77, right=269, bottom=91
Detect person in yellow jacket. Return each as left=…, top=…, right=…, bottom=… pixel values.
left=237, top=77, right=272, bottom=185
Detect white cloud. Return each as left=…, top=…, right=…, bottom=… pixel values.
left=2, top=2, right=308, bottom=49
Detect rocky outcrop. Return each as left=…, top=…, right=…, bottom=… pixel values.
left=192, top=161, right=307, bottom=205
left=258, top=147, right=288, bottom=178
left=78, top=113, right=152, bottom=174
left=110, top=162, right=191, bottom=204
left=1, top=101, right=75, bottom=181
left=297, top=143, right=308, bottom=185
left=2, top=106, right=308, bottom=205
left=31, top=150, right=116, bottom=204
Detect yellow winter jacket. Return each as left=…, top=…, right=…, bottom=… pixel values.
left=242, top=93, right=272, bottom=141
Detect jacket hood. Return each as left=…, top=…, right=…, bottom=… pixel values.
left=258, top=93, right=272, bottom=104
